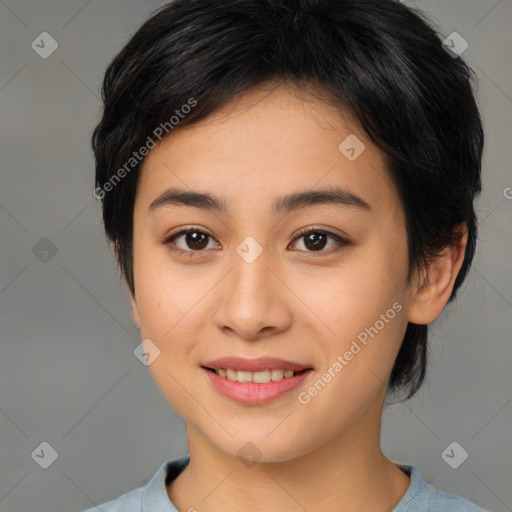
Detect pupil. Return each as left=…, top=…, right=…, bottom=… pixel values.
left=187, top=232, right=208, bottom=250
left=305, top=233, right=326, bottom=251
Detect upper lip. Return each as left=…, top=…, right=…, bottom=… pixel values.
left=202, top=357, right=313, bottom=372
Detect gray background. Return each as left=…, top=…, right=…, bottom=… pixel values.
left=0, top=1, right=510, bottom=511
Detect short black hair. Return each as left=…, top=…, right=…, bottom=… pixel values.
left=92, top=0, right=484, bottom=400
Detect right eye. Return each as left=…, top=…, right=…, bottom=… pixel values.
left=162, top=228, right=220, bottom=256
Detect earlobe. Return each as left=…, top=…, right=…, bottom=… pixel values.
left=408, top=225, right=468, bottom=325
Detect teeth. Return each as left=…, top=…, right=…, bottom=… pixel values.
left=253, top=370, right=271, bottom=383
left=237, top=371, right=252, bottom=383
left=226, top=369, right=237, bottom=380
left=271, top=369, right=284, bottom=381
left=214, top=368, right=297, bottom=383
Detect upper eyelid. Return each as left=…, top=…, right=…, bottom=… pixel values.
left=293, top=226, right=347, bottom=241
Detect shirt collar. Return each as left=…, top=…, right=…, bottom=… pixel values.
left=141, top=455, right=190, bottom=511
left=139, top=457, right=427, bottom=511
left=392, top=464, right=429, bottom=511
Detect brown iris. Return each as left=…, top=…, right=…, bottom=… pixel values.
left=302, top=232, right=328, bottom=251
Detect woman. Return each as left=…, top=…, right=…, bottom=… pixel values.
left=86, top=0, right=487, bottom=510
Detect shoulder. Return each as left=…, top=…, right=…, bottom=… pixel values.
left=83, top=485, right=144, bottom=512
left=81, top=455, right=189, bottom=512
left=395, top=465, right=489, bottom=512
left=427, top=482, right=489, bottom=511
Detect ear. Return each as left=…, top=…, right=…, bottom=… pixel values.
left=408, top=224, right=468, bottom=325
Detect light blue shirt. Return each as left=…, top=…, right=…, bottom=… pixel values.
left=83, top=455, right=488, bottom=511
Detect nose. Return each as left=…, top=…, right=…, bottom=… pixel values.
left=211, top=246, right=292, bottom=341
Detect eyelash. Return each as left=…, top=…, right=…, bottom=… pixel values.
left=161, top=226, right=349, bottom=257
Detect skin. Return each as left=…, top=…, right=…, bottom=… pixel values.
left=128, top=81, right=467, bottom=511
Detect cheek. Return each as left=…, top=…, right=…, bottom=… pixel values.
left=297, top=246, right=408, bottom=382
left=134, top=245, right=190, bottom=332
left=134, top=264, right=209, bottom=384
left=291, top=252, right=405, bottom=336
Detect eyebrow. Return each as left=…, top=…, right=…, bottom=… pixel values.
left=148, top=186, right=371, bottom=215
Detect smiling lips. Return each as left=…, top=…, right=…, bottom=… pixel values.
left=214, top=368, right=297, bottom=384
left=202, top=356, right=313, bottom=404
left=203, top=356, right=312, bottom=373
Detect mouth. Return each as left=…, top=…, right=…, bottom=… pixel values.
left=202, top=366, right=311, bottom=383
left=201, top=357, right=314, bottom=405
left=203, top=356, right=312, bottom=372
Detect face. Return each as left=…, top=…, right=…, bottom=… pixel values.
left=130, top=82, right=415, bottom=463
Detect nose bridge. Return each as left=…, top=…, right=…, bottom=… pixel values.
left=229, top=235, right=275, bottom=307
left=212, top=234, right=289, bottom=338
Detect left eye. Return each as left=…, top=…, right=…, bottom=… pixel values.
left=290, top=227, right=347, bottom=253
left=162, top=227, right=347, bottom=256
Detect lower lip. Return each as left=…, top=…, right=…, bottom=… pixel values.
left=203, top=368, right=313, bottom=405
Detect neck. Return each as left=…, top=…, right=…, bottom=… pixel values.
left=167, top=397, right=410, bottom=512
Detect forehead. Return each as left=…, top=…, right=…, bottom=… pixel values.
left=135, top=82, right=401, bottom=219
